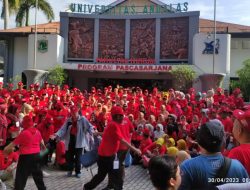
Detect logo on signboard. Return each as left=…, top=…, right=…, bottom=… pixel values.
left=38, top=40, right=48, bottom=53
left=202, top=39, right=220, bottom=54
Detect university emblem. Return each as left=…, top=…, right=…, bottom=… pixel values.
left=202, top=39, right=220, bottom=54
left=38, top=40, right=48, bottom=53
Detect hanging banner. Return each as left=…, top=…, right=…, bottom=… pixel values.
left=63, top=63, right=172, bottom=72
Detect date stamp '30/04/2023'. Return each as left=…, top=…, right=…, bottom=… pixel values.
left=208, top=178, right=250, bottom=183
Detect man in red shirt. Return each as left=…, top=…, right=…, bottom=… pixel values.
left=4, top=115, right=46, bottom=190
left=83, top=106, right=141, bottom=190
left=104, top=115, right=134, bottom=190
left=228, top=109, right=250, bottom=175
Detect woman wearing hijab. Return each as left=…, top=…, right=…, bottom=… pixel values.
left=154, top=123, right=165, bottom=140
left=4, top=115, right=46, bottom=190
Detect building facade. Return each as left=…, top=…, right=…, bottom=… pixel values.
left=0, top=0, right=250, bottom=91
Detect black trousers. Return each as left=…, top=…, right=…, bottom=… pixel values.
left=15, top=153, right=46, bottom=190
left=66, top=135, right=83, bottom=174
left=107, top=150, right=128, bottom=189
left=84, top=155, right=122, bottom=190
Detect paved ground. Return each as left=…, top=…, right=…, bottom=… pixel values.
left=6, top=164, right=154, bottom=190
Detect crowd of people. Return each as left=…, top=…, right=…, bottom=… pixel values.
left=0, top=81, right=249, bottom=190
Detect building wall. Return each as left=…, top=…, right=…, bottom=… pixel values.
left=193, top=33, right=231, bottom=75
left=13, top=37, right=28, bottom=78
left=28, top=34, right=64, bottom=70
left=192, top=33, right=231, bottom=90
left=230, top=38, right=250, bottom=77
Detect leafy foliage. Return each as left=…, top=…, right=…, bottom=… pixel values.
left=171, top=65, right=196, bottom=91
left=16, top=0, right=54, bottom=26
left=1, top=0, right=20, bottom=18
left=231, top=59, right=250, bottom=101
left=8, top=74, right=21, bottom=88
left=47, top=65, right=67, bottom=86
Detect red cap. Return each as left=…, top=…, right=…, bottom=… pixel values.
left=217, top=88, right=223, bottom=92
left=29, top=84, right=34, bottom=88
left=22, top=116, right=34, bottom=128
left=63, top=84, right=69, bottom=89
left=71, top=106, right=80, bottom=113
left=233, top=109, right=250, bottom=131
left=111, top=106, right=124, bottom=116
left=8, top=83, right=14, bottom=87
left=189, top=88, right=195, bottom=93
left=9, top=98, right=15, bottom=104
left=35, top=83, right=40, bottom=87
left=143, top=128, right=150, bottom=136
left=44, top=81, right=48, bottom=85
left=18, top=82, right=23, bottom=86
left=233, top=88, right=241, bottom=95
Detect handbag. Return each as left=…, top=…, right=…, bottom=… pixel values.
left=81, top=149, right=98, bottom=167
left=39, top=148, right=49, bottom=159
left=125, top=152, right=132, bottom=168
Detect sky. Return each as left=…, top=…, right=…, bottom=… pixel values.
left=0, top=0, right=250, bottom=29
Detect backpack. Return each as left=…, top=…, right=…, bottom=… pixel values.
left=207, top=157, right=232, bottom=189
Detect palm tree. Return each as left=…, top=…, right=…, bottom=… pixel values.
left=1, top=0, right=20, bottom=29
left=16, top=0, right=54, bottom=27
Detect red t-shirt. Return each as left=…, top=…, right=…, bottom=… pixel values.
left=37, top=123, right=54, bottom=143
left=13, top=128, right=42, bottom=155
left=49, top=109, right=69, bottom=133
left=0, top=151, right=19, bottom=170
left=119, top=117, right=134, bottom=150
left=143, top=142, right=167, bottom=155
left=228, top=144, right=250, bottom=175
left=98, top=121, right=123, bottom=157
left=139, top=138, right=152, bottom=152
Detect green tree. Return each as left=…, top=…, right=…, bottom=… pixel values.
left=171, top=65, right=196, bottom=92
left=16, top=0, right=54, bottom=27
left=47, top=65, right=67, bottom=86
left=231, top=59, right=250, bottom=101
left=8, top=74, right=21, bottom=88
left=1, top=0, right=20, bottom=29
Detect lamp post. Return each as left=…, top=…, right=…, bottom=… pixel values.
left=213, top=0, right=216, bottom=74
left=33, top=0, right=38, bottom=69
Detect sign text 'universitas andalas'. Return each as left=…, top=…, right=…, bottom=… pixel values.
left=69, top=3, right=188, bottom=14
